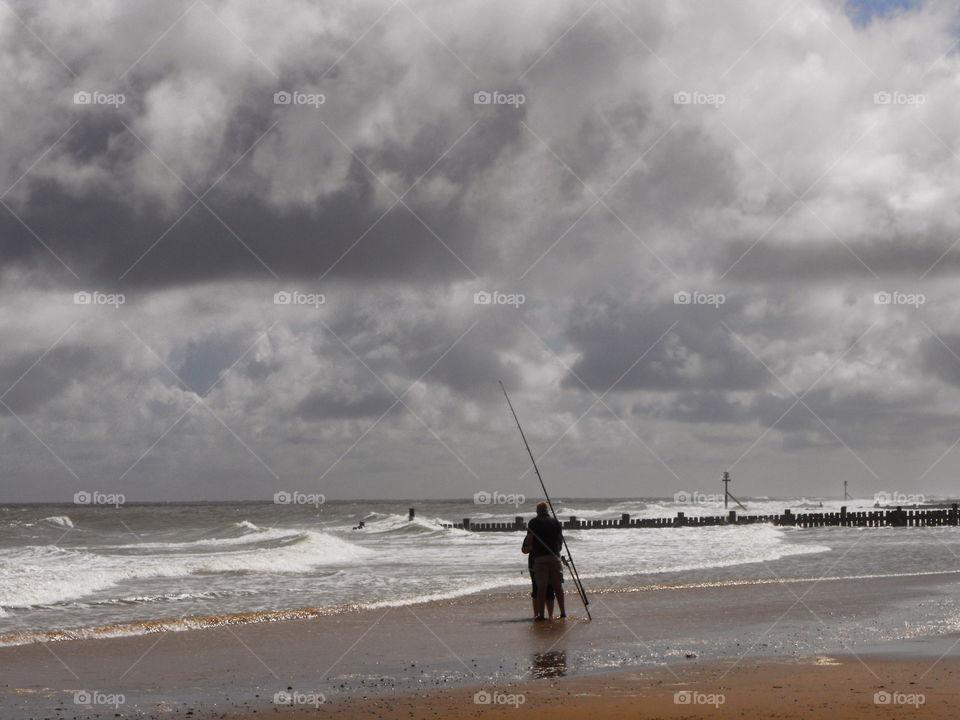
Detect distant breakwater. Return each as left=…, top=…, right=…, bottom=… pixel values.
left=438, top=504, right=960, bottom=531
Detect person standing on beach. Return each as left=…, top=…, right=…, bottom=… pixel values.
left=522, top=531, right=555, bottom=619
left=528, top=502, right=565, bottom=621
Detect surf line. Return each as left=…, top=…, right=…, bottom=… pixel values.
left=500, top=380, right=592, bottom=620
left=594, top=568, right=960, bottom=594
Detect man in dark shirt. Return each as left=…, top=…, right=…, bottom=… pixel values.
left=527, top=501, right=566, bottom=621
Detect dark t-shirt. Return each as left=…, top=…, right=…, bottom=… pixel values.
left=527, top=515, right=563, bottom=558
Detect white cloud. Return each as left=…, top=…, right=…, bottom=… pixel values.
left=2, top=0, right=960, bottom=499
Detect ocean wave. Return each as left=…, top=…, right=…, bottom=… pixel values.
left=84, top=589, right=241, bottom=607
left=40, top=516, right=73, bottom=528
left=233, top=520, right=262, bottom=531
left=4, top=567, right=960, bottom=649
left=552, top=497, right=869, bottom=519
left=0, top=577, right=533, bottom=648
left=101, top=523, right=307, bottom=551
left=552, top=502, right=655, bottom=518
left=0, top=529, right=371, bottom=609
left=353, top=512, right=449, bottom=535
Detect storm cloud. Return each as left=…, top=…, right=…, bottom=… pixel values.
left=3, top=0, right=960, bottom=501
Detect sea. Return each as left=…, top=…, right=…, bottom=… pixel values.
left=2, top=497, right=960, bottom=647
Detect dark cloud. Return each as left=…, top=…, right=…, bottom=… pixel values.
left=918, top=333, right=960, bottom=387
left=322, top=309, right=525, bottom=401
left=720, top=233, right=960, bottom=282
left=1, top=129, right=504, bottom=289
left=0, top=345, right=95, bottom=415
left=564, top=295, right=770, bottom=393
left=751, top=387, right=960, bottom=449
left=657, top=391, right=751, bottom=424
left=296, top=388, right=397, bottom=420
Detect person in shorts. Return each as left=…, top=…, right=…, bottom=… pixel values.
left=522, top=531, right=555, bottom=618
left=527, top=501, right=566, bottom=621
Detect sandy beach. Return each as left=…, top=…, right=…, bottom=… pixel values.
left=314, top=655, right=957, bottom=720
left=3, top=570, right=959, bottom=718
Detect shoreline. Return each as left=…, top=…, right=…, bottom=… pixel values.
left=3, top=571, right=960, bottom=718
left=5, top=567, right=960, bottom=649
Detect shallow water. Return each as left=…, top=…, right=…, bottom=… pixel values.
left=1, top=497, right=959, bottom=644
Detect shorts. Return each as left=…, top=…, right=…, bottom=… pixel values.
left=529, top=568, right=555, bottom=600
left=533, top=555, right=564, bottom=593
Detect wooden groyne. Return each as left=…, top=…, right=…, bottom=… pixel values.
left=439, top=504, right=960, bottom=531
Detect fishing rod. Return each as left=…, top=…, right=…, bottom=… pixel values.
left=499, top=381, right=591, bottom=620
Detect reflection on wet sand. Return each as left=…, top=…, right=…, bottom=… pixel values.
left=532, top=650, right=567, bottom=678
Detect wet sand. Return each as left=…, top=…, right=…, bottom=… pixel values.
left=2, top=571, right=959, bottom=718
left=311, top=655, right=958, bottom=720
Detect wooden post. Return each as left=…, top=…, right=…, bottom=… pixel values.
left=894, top=506, right=906, bottom=527
left=409, top=507, right=415, bottom=521
left=439, top=502, right=960, bottom=531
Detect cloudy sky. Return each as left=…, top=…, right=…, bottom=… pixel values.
left=2, top=0, right=959, bottom=502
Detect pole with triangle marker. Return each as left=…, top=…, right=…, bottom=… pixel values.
left=499, top=381, right=591, bottom=620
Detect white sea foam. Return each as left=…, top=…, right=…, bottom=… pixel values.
left=0, top=529, right=371, bottom=609
left=570, top=525, right=830, bottom=580
left=233, top=520, right=262, bottom=531
left=104, top=524, right=316, bottom=551
left=354, top=512, right=449, bottom=534
left=40, top=516, right=73, bottom=528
